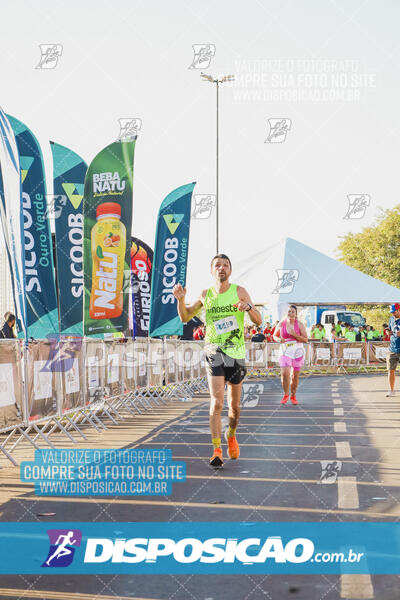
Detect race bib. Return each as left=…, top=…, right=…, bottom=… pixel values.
left=214, top=315, right=239, bottom=335
left=280, top=342, right=304, bottom=359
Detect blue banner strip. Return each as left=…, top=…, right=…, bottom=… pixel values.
left=0, top=522, right=399, bottom=574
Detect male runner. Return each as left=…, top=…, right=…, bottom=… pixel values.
left=173, top=254, right=262, bottom=467
left=386, top=303, right=400, bottom=397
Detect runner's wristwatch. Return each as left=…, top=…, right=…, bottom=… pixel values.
left=246, top=303, right=252, bottom=312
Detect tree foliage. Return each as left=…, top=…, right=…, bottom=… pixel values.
left=337, top=205, right=400, bottom=327
left=337, top=205, right=400, bottom=288
left=346, top=304, right=389, bottom=330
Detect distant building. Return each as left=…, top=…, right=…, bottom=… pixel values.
left=0, top=247, right=15, bottom=320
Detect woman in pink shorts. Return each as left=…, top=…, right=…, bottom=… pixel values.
left=273, top=305, right=308, bottom=405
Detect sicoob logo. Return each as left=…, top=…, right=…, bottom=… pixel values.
left=42, top=529, right=82, bottom=567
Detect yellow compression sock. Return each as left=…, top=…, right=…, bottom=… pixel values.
left=227, top=427, right=237, bottom=438
left=212, top=438, right=221, bottom=449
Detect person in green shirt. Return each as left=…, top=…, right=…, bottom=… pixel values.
left=366, top=325, right=374, bottom=340
left=330, top=325, right=346, bottom=341
left=358, top=326, right=366, bottom=341
left=312, top=323, right=326, bottom=340
left=345, top=326, right=357, bottom=342
left=311, top=324, right=321, bottom=340
left=173, top=253, right=262, bottom=468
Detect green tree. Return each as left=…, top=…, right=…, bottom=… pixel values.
left=346, top=304, right=389, bottom=330
left=337, top=205, right=400, bottom=328
left=337, top=205, right=400, bottom=287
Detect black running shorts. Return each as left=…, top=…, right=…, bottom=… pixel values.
left=205, top=347, right=247, bottom=384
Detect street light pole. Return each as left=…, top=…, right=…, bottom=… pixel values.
left=216, top=79, right=219, bottom=254
left=201, top=73, right=234, bottom=255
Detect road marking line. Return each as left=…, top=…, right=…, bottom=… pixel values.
left=160, top=431, right=366, bottom=437
left=334, top=408, right=344, bottom=416
left=337, top=476, right=359, bottom=509
left=334, top=422, right=347, bottom=433
left=336, top=441, right=352, bottom=458
left=332, top=392, right=340, bottom=397
left=340, top=574, right=374, bottom=598
left=19, top=496, right=392, bottom=517
left=333, top=399, right=342, bottom=405
left=0, top=590, right=153, bottom=600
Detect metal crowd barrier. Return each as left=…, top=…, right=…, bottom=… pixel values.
left=0, top=338, right=389, bottom=465
left=245, top=340, right=389, bottom=377
left=0, top=338, right=208, bottom=466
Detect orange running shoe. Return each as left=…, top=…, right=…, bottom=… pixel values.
left=281, top=394, right=289, bottom=405
left=291, top=395, right=298, bottom=405
left=227, top=436, right=240, bottom=460
left=209, top=447, right=223, bottom=467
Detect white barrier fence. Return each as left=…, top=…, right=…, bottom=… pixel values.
left=0, top=338, right=208, bottom=466
left=245, top=341, right=390, bottom=375
left=0, top=339, right=390, bottom=465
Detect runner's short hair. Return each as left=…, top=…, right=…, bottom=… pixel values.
left=210, top=254, right=232, bottom=270
left=289, top=304, right=297, bottom=313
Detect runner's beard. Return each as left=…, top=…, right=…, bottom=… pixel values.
left=216, top=272, right=228, bottom=282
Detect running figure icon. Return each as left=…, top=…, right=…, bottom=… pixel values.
left=45, top=531, right=77, bottom=566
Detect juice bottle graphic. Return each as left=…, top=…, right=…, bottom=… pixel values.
left=89, top=202, right=126, bottom=320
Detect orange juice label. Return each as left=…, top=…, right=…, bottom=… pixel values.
left=89, top=216, right=126, bottom=320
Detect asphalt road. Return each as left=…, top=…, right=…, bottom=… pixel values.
left=0, top=373, right=399, bottom=599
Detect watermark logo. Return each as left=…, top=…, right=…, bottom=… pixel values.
left=84, top=535, right=315, bottom=564
left=188, top=44, right=216, bottom=70
left=43, top=194, right=68, bottom=220
left=343, top=194, right=370, bottom=219
left=192, top=194, right=216, bottom=219
left=273, top=269, right=299, bottom=294
left=123, top=268, right=134, bottom=295
left=36, top=44, right=63, bottom=70
left=319, top=460, right=342, bottom=484
left=40, top=338, right=82, bottom=373
left=265, top=118, right=291, bottom=143
left=42, top=529, right=82, bottom=567
left=42, top=184, right=83, bottom=221
left=242, top=383, right=263, bottom=407
left=117, top=118, right=142, bottom=141
left=232, top=59, right=374, bottom=104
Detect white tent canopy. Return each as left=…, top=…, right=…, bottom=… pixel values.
left=234, top=237, right=400, bottom=308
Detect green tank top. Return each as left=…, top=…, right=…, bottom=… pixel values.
left=204, top=284, right=245, bottom=359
